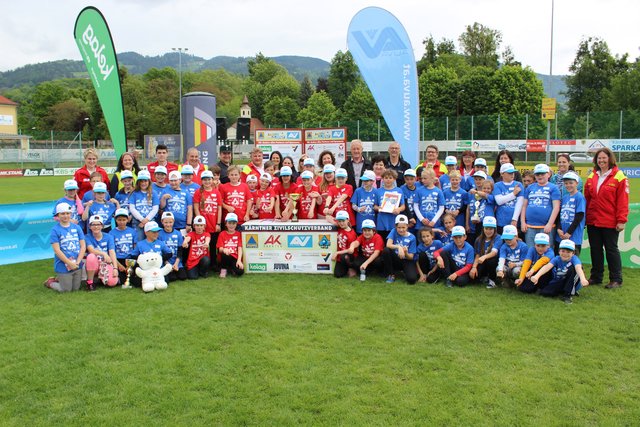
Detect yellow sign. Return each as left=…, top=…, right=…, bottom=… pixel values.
left=542, top=98, right=556, bottom=120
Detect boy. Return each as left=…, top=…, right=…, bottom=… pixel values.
left=556, top=172, right=586, bottom=255
left=127, top=221, right=174, bottom=287
left=434, top=225, right=475, bottom=287
left=158, top=212, right=187, bottom=282
left=161, top=171, right=193, bottom=234
left=296, top=171, right=322, bottom=220
left=416, top=227, right=443, bottom=283
left=53, top=179, right=83, bottom=225
left=351, top=170, right=378, bottom=234
left=353, top=219, right=384, bottom=282
left=82, top=182, right=118, bottom=232
left=531, top=239, right=589, bottom=304
left=255, top=173, right=276, bottom=219
left=496, top=224, right=528, bottom=287
left=520, top=164, right=561, bottom=246
left=180, top=165, right=201, bottom=198
left=438, top=156, right=459, bottom=192
left=400, top=169, right=419, bottom=235
left=442, top=170, right=468, bottom=227
left=382, top=215, right=418, bottom=284
left=414, top=168, right=445, bottom=230
left=48, top=204, right=86, bottom=292
left=492, top=163, right=524, bottom=234
left=515, top=232, right=555, bottom=294
left=110, top=208, right=137, bottom=285
left=114, top=170, right=135, bottom=214
left=333, top=210, right=359, bottom=278
left=374, top=169, right=405, bottom=240
left=82, top=172, right=112, bottom=205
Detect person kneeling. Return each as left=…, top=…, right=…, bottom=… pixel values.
left=85, top=215, right=119, bottom=290
left=514, top=233, right=554, bottom=294
left=183, top=215, right=211, bottom=280
left=382, top=215, right=418, bottom=284
left=434, top=226, right=474, bottom=287
left=216, top=213, right=244, bottom=278
left=333, top=210, right=359, bottom=278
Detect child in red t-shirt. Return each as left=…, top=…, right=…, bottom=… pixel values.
left=295, top=171, right=322, bottom=220
left=353, top=219, right=384, bottom=281
left=219, top=165, right=252, bottom=225
left=333, top=210, right=359, bottom=278
left=325, top=168, right=355, bottom=225
left=255, top=173, right=276, bottom=219
left=216, top=213, right=244, bottom=278
left=275, top=166, right=297, bottom=220
left=193, top=170, right=222, bottom=268
left=182, top=215, right=211, bottom=279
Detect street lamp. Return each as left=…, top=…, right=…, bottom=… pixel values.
left=172, top=47, right=189, bottom=149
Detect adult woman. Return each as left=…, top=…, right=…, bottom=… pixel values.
left=269, top=151, right=283, bottom=174
left=584, top=148, right=629, bottom=289
left=318, top=150, right=336, bottom=167
left=491, top=150, right=522, bottom=183
left=74, top=148, right=110, bottom=199
left=281, top=156, right=299, bottom=181
left=458, top=150, right=476, bottom=178
left=109, top=152, right=141, bottom=197
left=550, top=153, right=583, bottom=197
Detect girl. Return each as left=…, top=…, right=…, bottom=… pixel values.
left=297, top=157, right=320, bottom=186
left=550, top=153, right=583, bottom=197
left=435, top=213, right=456, bottom=245
left=469, top=216, right=502, bottom=289
left=193, top=170, right=222, bottom=262
left=466, top=178, right=495, bottom=242
left=281, top=156, right=298, bottom=182
left=129, top=170, right=159, bottom=242
left=245, top=175, right=260, bottom=218
left=434, top=225, right=475, bottom=287
left=531, top=239, right=589, bottom=304
left=180, top=165, right=201, bottom=198
left=333, top=210, right=359, bottom=278
left=416, top=227, right=443, bottom=283
left=414, top=168, right=445, bottom=231
left=438, top=156, right=459, bottom=192
left=274, top=166, right=297, bottom=220
left=325, top=168, right=355, bottom=225
left=399, top=169, right=419, bottom=235
left=353, top=219, right=384, bottom=282
left=496, top=225, right=528, bottom=287
left=114, top=170, right=135, bottom=215
left=82, top=182, right=118, bottom=232
left=110, top=208, right=137, bottom=285
left=351, top=170, right=377, bottom=234
left=295, top=171, right=322, bottom=220
left=374, top=169, right=405, bottom=240
left=53, top=179, right=84, bottom=225
left=318, top=164, right=336, bottom=219
left=255, top=173, right=276, bottom=219
left=219, top=165, right=252, bottom=225
left=491, top=149, right=522, bottom=183
left=82, top=172, right=112, bottom=205
left=492, top=163, right=524, bottom=234
left=381, top=215, right=418, bottom=284
left=520, top=164, right=561, bottom=246
left=556, top=172, right=586, bottom=255
left=160, top=171, right=194, bottom=233
left=48, top=204, right=86, bottom=292
left=85, top=215, right=119, bottom=290
left=515, top=233, right=554, bottom=294
left=158, top=211, right=187, bottom=282
left=216, top=213, right=244, bottom=278
left=443, top=170, right=468, bottom=226
left=182, top=215, right=211, bottom=279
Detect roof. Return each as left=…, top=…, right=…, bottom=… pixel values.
left=0, top=95, right=18, bottom=106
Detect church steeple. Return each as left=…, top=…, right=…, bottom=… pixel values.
left=240, top=95, right=251, bottom=118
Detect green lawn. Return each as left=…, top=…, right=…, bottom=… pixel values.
left=0, top=262, right=638, bottom=425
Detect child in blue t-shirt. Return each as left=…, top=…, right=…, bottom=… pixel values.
left=48, top=204, right=86, bottom=292
left=381, top=215, right=418, bottom=284
left=414, top=168, right=445, bottom=230
left=434, top=225, right=475, bottom=287
left=416, top=227, right=443, bottom=283
left=400, top=169, right=420, bottom=235
left=442, top=170, right=469, bottom=227
left=85, top=215, right=119, bottom=290
left=160, top=171, right=194, bottom=232
left=520, top=164, right=561, bottom=246
left=374, top=169, right=405, bottom=241
left=158, top=211, right=187, bottom=282
left=82, top=182, right=118, bottom=232
left=531, top=239, right=589, bottom=304
left=351, top=171, right=378, bottom=234
left=467, top=179, right=495, bottom=242
left=110, top=208, right=137, bottom=285
left=470, top=216, right=502, bottom=289
left=53, top=179, right=84, bottom=225
left=515, top=233, right=555, bottom=294
left=127, top=221, right=174, bottom=287
left=129, top=170, right=160, bottom=241
left=556, top=172, right=586, bottom=255
left=435, top=213, right=456, bottom=246
left=491, top=163, right=524, bottom=234
left=496, top=225, right=528, bottom=287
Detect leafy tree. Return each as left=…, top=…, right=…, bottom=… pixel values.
left=42, top=98, right=88, bottom=131
left=341, top=81, right=380, bottom=120
left=458, top=22, right=502, bottom=69
left=418, top=65, right=460, bottom=117
left=297, top=91, right=338, bottom=125
left=29, top=81, right=70, bottom=126
left=601, top=63, right=640, bottom=110
left=316, top=77, right=328, bottom=92
left=263, top=96, right=299, bottom=127
left=299, top=75, right=315, bottom=108
left=327, top=50, right=360, bottom=109
left=491, top=66, right=544, bottom=114
left=263, top=73, right=300, bottom=101
left=417, top=35, right=456, bottom=75
left=459, top=66, right=494, bottom=115
left=565, top=37, right=629, bottom=112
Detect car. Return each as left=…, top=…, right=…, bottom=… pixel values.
left=569, top=153, right=593, bottom=163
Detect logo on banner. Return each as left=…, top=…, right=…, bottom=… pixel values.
left=193, top=107, right=215, bottom=147
left=589, top=140, right=606, bottom=151
left=285, top=253, right=292, bottom=261
left=81, top=24, right=115, bottom=81
left=245, top=234, right=258, bottom=248
left=274, top=263, right=289, bottom=270
left=288, top=235, right=312, bottom=248
left=351, top=28, right=407, bottom=58
left=317, top=264, right=331, bottom=271
left=318, top=235, right=331, bottom=249
left=248, top=263, right=267, bottom=272
left=321, top=253, right=331, bottom=262
left=264, top=235, right=282, bottom=247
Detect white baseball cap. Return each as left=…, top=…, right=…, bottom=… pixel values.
left=154, top=165, right=167, bottom=175
left=63, top=179, right=79, bottom=190
left=300, top=171, right=314, bottom=180
left=54, top=203, right=72, bottom=215
left=502, top=225, right=518, bottom=240
left=500, top=163, right=516, bottom=174
left=336, top=168, right=348, bottom=178
left=225, top=212, right=239, bottom=222
left=482, top=216, right=497, bottom=228
left=534, top=233, right=550, bottom=245
left=451, top=225, right=466, bottom=237
left=201, top=170, right=214, bottom=179
left=473, top=170, right=488, bottom=179
left=445, top=156, right=457, bottom=166
left=323, top=164, right=336, bottom=174
left=361, top=219, right=376, bottom=229
left=260, top=173, right=272, bottom=182
left=181, top=165, right=195, bottom=175
left=93, top=182, right=107, bottom=193
left=246, top=174, right=258, bottom=182
left=533, top=164, right=550, bottom=174
left=559, top=239, right=576, bottom=251
left=279, top=166, right=292, bottom=176
left=474, top=158, right=487, bottom=167
left=361, top=170, right=376, bottom=181
left=89, top=214, right=103, bottom=225
left=115, top=208, right=129, bottom=218
left=120, top=170, right=134, bottom=180
left=404, top=169, right=417, bottom=177
left=303, top=158, right=315, bottom=167
left=193, top=215, right=206, bottom=225
left=137, top=170, right=151, bottom=180
left=161, top=211, right=174, bottom=220
left=562, top=171, right=580, bottom=182
left=168, top=171, right=181, bottom=181
left=144, top=221, right=161, bottom=232
left=335, top=211, right=349, bottom=221
left=395, top=214, right=409, bottom=225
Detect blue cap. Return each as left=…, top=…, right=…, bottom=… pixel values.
left=501, top=225, right=518, bottom=240
left=137, top=170, right=151, bottom=180
left=445, top=156, right=457, bottom=166
left=300, top=171, right=314, bottom=180
left=225, top=212, right=239, bottom=222
left=534, top=233, right=550, bottom=245
left=335, top=211, right=349, bottom=221
left=559, top=239, right=576, bottom=251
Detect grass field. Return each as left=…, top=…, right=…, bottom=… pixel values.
left=0, top=261, right=639, bottom=425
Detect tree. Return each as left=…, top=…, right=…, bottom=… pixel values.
left=565, top=37, right=629, bottom=112
left=327, top=50, right=360, bottom=110
left=341, top=81, right=380, bottom=120
left=242, top=53, right=291, bottom=120
left=263, top=97, right=300, bottom=127
left=458, top=22, right=502, bottom=69
left=42, top=98, right=88, bottom=131
left=316, top=77, right=328, bottom=92
left=459, top=66, right=495, bottom=115
left=297, top=91, right=338, bottom=125
left=263, top=73, right=300, bottom=101
left=299, top=75, right=315, bottom=108
left=417, top=35, right=456, bottom=75
left=418, top=65, right=460, bottom=117
left=490, top=66, right=544, bottom=114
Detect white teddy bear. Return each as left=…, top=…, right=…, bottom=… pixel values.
left=135, top=252, right=173, bottom=292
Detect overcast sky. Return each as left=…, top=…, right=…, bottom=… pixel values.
left=2, top=0, right=639, bottom=75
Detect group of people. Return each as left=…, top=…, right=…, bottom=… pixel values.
left=46, top=141, right=629, bottom=303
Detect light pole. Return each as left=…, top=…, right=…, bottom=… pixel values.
left=172, top=47, right=189, bottom=150
left=545, top=0, right=554, bottom=164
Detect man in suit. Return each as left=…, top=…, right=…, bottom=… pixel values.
left=340, top=139, right=372, bottom=189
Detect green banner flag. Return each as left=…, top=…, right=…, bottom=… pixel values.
left=74, top=6, right=126, bottom=158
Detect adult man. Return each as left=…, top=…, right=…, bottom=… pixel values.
left=340, top=139, right=372, bottom=189
left=181, top=147, right=208, bottom=185
left=217, top=145, right=233, bottom=184
left=385, top=141, right=411, bottom=186
left=147, top=144, right=179, bottom=182
left=242, top=147, right=265, bottom=183
left=416, top=144, right=448, bottom=179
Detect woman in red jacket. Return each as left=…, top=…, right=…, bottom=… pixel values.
left=584, top=148, right=629, bottom=289
left=74, top=148, right=110, bottom=199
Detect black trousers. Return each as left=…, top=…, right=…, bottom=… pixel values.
left=353, top=255, right=383, bottom=275
left=187, top=256, right=211, bottom=279
left=476, top=256, right=498, bottom=281
left=381, top=248, right=418, bottom=284
left=519, top=270, right=552, bottom=294
left=167, top=267, right=187, bottom=282
left=539, top=266, right=580, bottom=298
left=334, top=253, right=355, bottom=278
left=418, top=253, right=441, bottom=283
left=587, top=225, right=622, bottom=283
left=439, top=252, right=470, bottom=286
left=219, top=253, right=244, bottom=276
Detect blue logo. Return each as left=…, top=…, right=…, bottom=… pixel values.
left=350, top=27, right=407, bottom=58
left=332, top=130, right=344, bottom=138
left=287, top=235, right=312, bottom=248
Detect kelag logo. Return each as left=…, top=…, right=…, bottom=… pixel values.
left=350, top=27, right=407, bottom=58
left=287, top=235, right=312, bottom=248
left=248, top=263, right=267, bottom=272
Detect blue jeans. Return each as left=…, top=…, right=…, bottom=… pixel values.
left=524, top=227, right=555, bottom=247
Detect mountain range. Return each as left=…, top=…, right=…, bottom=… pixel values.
left=0, top=52, right=567, bottom=103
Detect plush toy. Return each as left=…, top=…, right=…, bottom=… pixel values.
left=135, top=252, right=172, bottom=292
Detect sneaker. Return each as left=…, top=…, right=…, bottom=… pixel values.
left=219, top=269, right=227, bottom=279
left=87, top=282, right=96, bottom=292
left=360, top=271, right=366, bottom=282
left=446, top=279, right=453, bottom=288
left=42, top=277, right=57, bottom=289
left=562, top=296, right=573, bottom=304
left=347, top=268, right=357, bottom=278
left=386, top=275, right=395, bottom=284
left=486, top=279, right=497, bottom=289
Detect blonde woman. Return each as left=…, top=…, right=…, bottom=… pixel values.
left=74, top=148, right=110, bottom=199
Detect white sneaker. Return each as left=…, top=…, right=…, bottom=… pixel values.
left=486, top=278, right=497, bottom=289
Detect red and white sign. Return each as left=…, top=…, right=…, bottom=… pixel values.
left=526, top=139, right=576, bottom=152
left=0, top=169, right=23, bottom=178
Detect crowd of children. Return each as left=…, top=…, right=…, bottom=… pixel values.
left=47, top=155, right=590, bottom=304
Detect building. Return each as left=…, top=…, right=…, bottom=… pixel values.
left=0, top=95, right=18, bottom=135
left=226, top=95, right=264, bottom=143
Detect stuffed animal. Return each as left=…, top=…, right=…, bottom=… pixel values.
left=135, top=252, right=172, bottom=292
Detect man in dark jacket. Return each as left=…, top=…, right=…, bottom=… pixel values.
left=385, top=141, right=412, bottom=186
left=340, top=139, right=372, bottom=189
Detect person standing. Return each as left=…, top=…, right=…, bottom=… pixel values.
left=109, top=152, right=140, bottom=198
left=181, top=148, right=208, bottom=185
left=147, top=144, right=179, bottom=182
left=242, top=147, right=265, bottom=183
left=584, top=148, right=629, bottom=289
left=74, top=148, right=110, bottom=199
left=491, top=150, right=523, bottom=183
left=216, top=145, right=233, bottom=184
left=341, top=139, right=372, bottom=189
left=385, top=141, right=411, bottom=187
left=416, top=144, right=448, bottom=179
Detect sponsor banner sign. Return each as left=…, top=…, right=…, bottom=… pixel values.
left=255, top=128, right=304, bottom=164
left=0, top=114, right=14, bottom=125
left=0, top=169, right=24, bottom=178
left=144, top=135, right=181, bottom=161
left=0, top=201, right=56, bottom=265
left=620, top=167, right=640, bottom=178
left=54, top=168, right=78, bottom=176
left=182, top=93, right=217, bottom=166
left=456, top=140, right=472, bottom=151
left=526, top=139, right=576, bottom=152
left=610, top=140, right=640, bottom=152
left=242, top=219, right=337, bottom=273
left=304, top=128, right=347, bottom=166
left=22, top=168, right=55, bottom=177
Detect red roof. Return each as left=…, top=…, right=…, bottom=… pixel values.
left=0, top=95, right=18, bottom=106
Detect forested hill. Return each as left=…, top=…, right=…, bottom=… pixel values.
left=0, top=53, right=331, bottom=89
